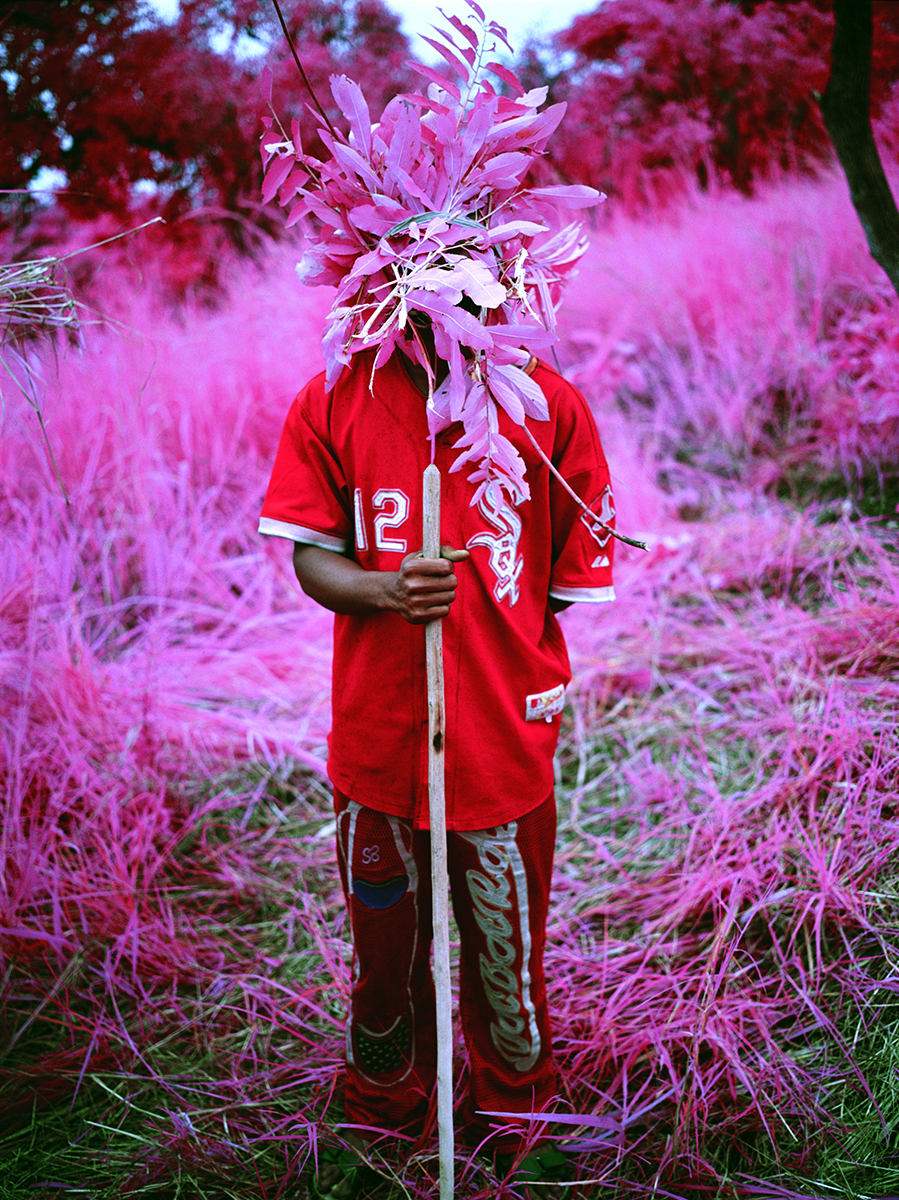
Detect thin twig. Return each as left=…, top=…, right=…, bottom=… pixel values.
left=51, top=216, right=165, bottom=265
left=270, top=0, right=339, bottom=140
left=522, top=421, right=648, bottom=550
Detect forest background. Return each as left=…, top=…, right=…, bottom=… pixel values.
left=3, top=1, right=899, bottom=1197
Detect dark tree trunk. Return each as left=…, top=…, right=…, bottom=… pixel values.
left=819, top=0, right=899, bottom=297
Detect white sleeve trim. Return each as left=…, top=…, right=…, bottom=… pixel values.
left=549, top=584, right=616, bottom=604
left=258, top=517, right=345, bottom=551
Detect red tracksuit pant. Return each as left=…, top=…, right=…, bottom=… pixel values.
left=334, top=790, right=558, bottom=1149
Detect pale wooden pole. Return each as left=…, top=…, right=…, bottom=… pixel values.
left=422, top=462, right=454, bottom=1200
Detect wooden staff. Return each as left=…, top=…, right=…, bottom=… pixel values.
left=422, top=462, right=454, bottom=1200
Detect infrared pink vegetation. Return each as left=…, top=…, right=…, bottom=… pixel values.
left=2, top=173, right=899, bottom=1197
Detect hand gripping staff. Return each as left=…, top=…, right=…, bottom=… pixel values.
left=423, top=463, right=454, bottom=1200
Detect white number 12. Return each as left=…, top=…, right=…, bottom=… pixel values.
left=372, top=489, right=410, bottom=553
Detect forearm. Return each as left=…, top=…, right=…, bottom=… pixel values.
left=292, top=544, right=566, bottom=620
left=292, top=542, right=466, bottom=624
left=292, top=544, right=399, bottom=616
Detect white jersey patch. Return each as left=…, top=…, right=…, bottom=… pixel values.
left=525, top=683, right=565, bottom=723
left=467, top=491, right=523, bottom=607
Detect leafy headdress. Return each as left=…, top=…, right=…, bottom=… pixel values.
left=262, top=1, right=601, bottom=511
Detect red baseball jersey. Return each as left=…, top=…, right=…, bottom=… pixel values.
left=259, top=351, right=615, bottom=830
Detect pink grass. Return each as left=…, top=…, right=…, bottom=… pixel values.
left=2, top=174, right=899, bottom=1195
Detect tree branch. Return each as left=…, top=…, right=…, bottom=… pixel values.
left=819, top=0, right=899, bottom=297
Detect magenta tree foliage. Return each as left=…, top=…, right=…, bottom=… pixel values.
left=0, top=0, right=412, bottom=251
left=547, top=0, right=899, bottom=205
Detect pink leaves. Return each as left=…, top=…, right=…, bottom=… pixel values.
left=411, top=62, right=462, bottom=103
left=529, top=184, right=604, bottom=208
left=491, top=362, right=550, bottom=421
left=446, top=379, right=530, bottom=507
left=404, top=293, right=493, bottom=349
left=484, top=102, right=567, bottom=150
left=486, top=372, right=526, bottom=425
left=420, top=35, right=473, bottom=81
left=476, top=150, right=532, bottom=188
left=260, top=0, right=604, bottom=508
left=325, top=137, right=382, bottom=195
left=383, top=97, right=422, bottom=176
left=485, top=219, right=547, bottom=243
left=442, top=12, right=480, bottom=55
left=393, top=255, right=504, bottom=312
left=260, top=152, right=294, bottom=206
left=442, top=257, right=506, bottom=308
left=486, top=61, right=524, bottom=97
left=330, top=75, right=372, bottom=161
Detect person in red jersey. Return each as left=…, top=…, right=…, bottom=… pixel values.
left=257, top=5, right=617, bottom=1194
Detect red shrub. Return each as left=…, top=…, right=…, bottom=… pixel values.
left=550, top=0, right=899, bottom=207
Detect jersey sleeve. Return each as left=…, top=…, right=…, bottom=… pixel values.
left=258, top=376, right=351, bottom=552
left=546, top=378, right=616, bottom=605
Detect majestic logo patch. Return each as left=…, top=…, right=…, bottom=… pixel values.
left=467, top=491, right=523, bottom=606
left=525, top=683, right=565, bottom=723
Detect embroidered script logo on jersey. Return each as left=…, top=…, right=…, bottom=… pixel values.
left=581, top=484, right=615, bottom=568
left=466, top=491, right=523, bottom=606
